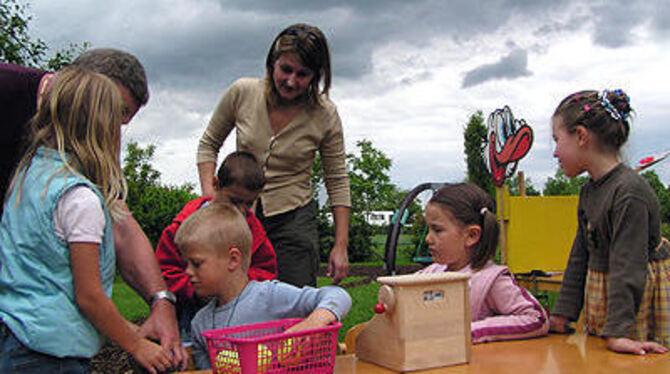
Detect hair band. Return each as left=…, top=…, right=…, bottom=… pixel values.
left=480, top=207, right=488, bottom=216
left=599, top=90, right=622, bottom=121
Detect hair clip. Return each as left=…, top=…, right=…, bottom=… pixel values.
left=480, top=207, right=488, bottom=216
left=599, top=90, right=622, bottom=121
left=612, top=89, right=630, bottom=103
left=583, top=104, right=591, bottom=112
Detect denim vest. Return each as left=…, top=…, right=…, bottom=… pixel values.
left=0, top=147, right=115, bottom=358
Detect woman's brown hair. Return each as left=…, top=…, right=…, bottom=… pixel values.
left=265, top=23, right=332, bottom=109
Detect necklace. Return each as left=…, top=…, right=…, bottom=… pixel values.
left=212, top=284, right=245, bottom=331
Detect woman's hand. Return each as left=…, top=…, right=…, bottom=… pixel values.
left=606, top=336, right=668, bottom=355
left=328, top=244, right=349, bottom=285
left=329, top=206, right=350, bottom=285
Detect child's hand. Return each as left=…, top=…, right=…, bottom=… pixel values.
left=606, top=337, right=669, bottom=355
left=130, top=339, right=174, bottom=374
left=285, top=309, right=336, bottom=334
left=549, top=315, right=571, bottom=333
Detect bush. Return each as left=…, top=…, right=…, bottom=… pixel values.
left=316, top=210, right=374, bottom=263
left=123, top=142, right=198, bottom=246
left=348, top=214, right=374, bottom=262
left=127, top=183, right=197, bottom=246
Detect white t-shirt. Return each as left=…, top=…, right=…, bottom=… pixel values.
left=54, top=185, right=105, bottom=244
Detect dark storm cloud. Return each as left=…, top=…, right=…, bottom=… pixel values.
left=123, top=0, right=569, bottom=92
left=590, top=0, right=648, bottom=48
left=651, top=0, right=670, bottom=34
left=38, top=0, right=666, bottom=94
left=461, top=49, right=531, bottom=88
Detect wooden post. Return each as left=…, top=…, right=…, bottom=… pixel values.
left=497, top=186, right=507, bottom=265
left=518, top=170, right=526, bottom=197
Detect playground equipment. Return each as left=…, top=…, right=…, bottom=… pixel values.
left=382, top=180, right=579, bottom=276
left=383, top=182, right=445, bottom=275
left=355, top=272, right=471, bottom=371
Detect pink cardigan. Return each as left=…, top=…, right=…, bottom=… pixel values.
left=418, top=261, right=549, bottom=344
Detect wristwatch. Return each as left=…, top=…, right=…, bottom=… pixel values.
left=150, top=290, right=176, bottom=305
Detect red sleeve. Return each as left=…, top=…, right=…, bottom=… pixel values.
left=246, top=211, right=278, bottom=281
left=155, top=221, right=195, bottom=302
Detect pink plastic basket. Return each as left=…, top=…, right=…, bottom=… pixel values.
left=202, top=318, right=341, bottom=374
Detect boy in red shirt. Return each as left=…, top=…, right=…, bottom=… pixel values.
left=156, top=151, right=277, bottom=338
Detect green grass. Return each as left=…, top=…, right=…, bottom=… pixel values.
left=368, top=233, right=419, bottom=266
left=113, top=275, right=380, bottom=343
left=112, top=278, right=149, bottom=322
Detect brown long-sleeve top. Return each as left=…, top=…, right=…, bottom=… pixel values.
left=552, top=164, right=667, bottom=338
left=197, top=78, right=350, bottom=217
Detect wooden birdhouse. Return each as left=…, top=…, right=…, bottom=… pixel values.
left=355, top=272, right=471, bottom=372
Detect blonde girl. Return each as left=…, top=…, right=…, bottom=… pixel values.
left=549, top=89, right=669, bottom=355
left=0, top=67, right=172, bottom=373
left=417, top=183, right=549, bottom=343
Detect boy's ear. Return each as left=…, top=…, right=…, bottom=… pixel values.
left=464, top=225, right=482, bottom=248
left=227, top=247, right=242, bottom=271
left=212, top=176, right=221, bottom=191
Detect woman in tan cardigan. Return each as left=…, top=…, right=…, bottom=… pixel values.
left=197, top=24, right=350, bottom=287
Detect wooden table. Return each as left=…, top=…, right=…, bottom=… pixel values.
left=178, top=334, right=669, bottom=373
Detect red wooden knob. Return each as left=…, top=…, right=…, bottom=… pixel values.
left=374, top=302, right=385, bottom=314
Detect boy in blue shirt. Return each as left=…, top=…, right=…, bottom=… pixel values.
left=174, top=203, right=351, bottom=369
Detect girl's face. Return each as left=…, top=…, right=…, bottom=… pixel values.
left=552, top=116, right=585, bottom=178
left=272, top=53, right=314, bottom=102
left=424, top=203, right=472, bottom=271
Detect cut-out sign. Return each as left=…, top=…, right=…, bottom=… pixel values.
left=635, top=150, right=669, bottom=172
left=484, top=106, right=534, bottom=187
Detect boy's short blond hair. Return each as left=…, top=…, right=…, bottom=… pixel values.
left=174, top=203, right=252, bottom=267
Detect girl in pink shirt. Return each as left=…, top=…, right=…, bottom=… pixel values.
left=417, top=183, right=549, bottom=344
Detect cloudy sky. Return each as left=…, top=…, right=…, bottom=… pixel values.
left=28, top=0, right=670, bottom=192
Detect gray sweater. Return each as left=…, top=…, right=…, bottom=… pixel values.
left=190, top=280, right=352, bottom=369
left=553, top=164, right=667, bottom=338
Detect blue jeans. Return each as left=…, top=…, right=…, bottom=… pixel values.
left=0, top=321, right=90, bottom=373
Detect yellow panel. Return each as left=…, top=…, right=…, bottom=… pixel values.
left=504, top=195, right=578, bottom=273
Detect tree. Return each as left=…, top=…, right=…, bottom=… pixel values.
left=543, top=169, right=588, bottom=196
left=1, top=0, right=86, bottom=70
left=313, top=139, right=405, bottom=262
left=347, top=139, right=395, bottom=212
left=506, top=175, right=541, bottom=196
left=123, top=142, right=198, bottom=246
left=464, top=111, right=494, bottom=196
left=641, top=170, right=670, bottom=223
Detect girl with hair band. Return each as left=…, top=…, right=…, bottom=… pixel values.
left=197, top=23, right=350, bottom=287
left=0, top=67, right=173, bottom=373
left=549, top=89, right=669, bottom=355
left=417, top=183, right=549, bottom=344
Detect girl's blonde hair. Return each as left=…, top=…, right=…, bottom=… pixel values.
left=12, top=66, right=128, bottom=221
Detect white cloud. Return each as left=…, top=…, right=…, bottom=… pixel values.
left=28, top=0, right=670, bottom=192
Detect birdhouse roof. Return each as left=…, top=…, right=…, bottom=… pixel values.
left=376, top=272, right=470, bottom=286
